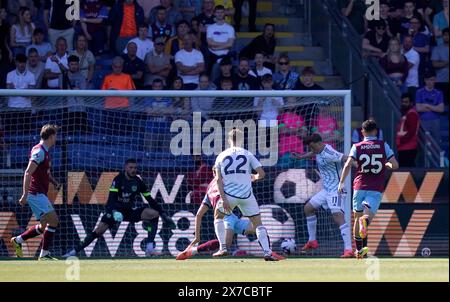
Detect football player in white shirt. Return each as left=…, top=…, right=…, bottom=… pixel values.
left=213, top=128, right=285, bottom=261
left=292, top=133, right=354, bottom=258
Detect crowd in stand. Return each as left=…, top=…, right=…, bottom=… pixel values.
left=341, top=0, right=448, bottom=166
left=0, top=0, right=323, bottom=98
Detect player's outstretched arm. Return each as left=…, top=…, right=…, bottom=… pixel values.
left=19, top=161, right=38, bottom=205
left=338, top=157, right=354, bottom=194
left=291, top=151, right=315, bottom=160
left=386, top=156, right=399, bottom=170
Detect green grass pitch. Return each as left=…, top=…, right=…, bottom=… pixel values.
left=0, top=257, right=448, bottom=282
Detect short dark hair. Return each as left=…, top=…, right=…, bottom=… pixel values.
left=304, top=133, right=323, bottom=145
left=155, top=5, right=166, bottom=12
left=125, top=158, right=137, bottom=165
left=442, top=27, right=449, bottom=35
left=56, top=36, right=67, bottom=46
left=176, top=20, right=190, bottom=29
left=362, top=119, right=378, bottom=133
left=278, top=52, right=290, bottom=62
left=302, top=66, right=316, bottom=75
left=40, top=124, right=58, bottom=140
left=221, top=77, right=233, bottom=85
left=15, top=53, right=27, bottom=63
left=27, top=47, right=38, bottom=56
left=199, top=72, right=209, bottom=80
left=261, top=73, right=273, bottom=83
left=215, top=5, right=225, bottom=11
left=139, top=22, right=149, bottom=29
left=401, top=92, right=412, bottom=100
left=68, top=55, right=79, bottom=63
left=33, top=28, right=45, bottom=36
left=152, top=78, right=164, bottom=85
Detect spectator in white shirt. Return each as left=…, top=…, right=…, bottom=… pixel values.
left=175, top=34, right=205, bottom=90
left=206, top=5, right=235, bottom=79
left=44, top=37, right=69, bottom=89
left=124, top=23, right=154, bottom=61
left=402, top=35, right=420, bottom=101
left=249, top=51, right=272, bottom=81
left=6, top=53, right=36, bottom=108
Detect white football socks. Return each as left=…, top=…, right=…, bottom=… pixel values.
left=306, top=215, right=317, bottom=241
left=340, top=223, right=352, bottom=250
left=214, top=219, right=227, bottom=251
left=256, top=226, right=271, bottom=255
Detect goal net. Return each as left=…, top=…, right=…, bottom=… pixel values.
left=0, top=90, right=351, bottom=258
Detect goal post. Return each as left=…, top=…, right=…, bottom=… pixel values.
left=0, top=89, right=351, bottom=257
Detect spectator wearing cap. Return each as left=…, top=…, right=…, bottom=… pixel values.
left=175, top=34, right=205, bottom=90
left=144, top=36, right=171, bottom=88
left=213, top=56, right=236, bottom=88
left=296, top=67, right=324, bottom=90
left=101, top=56, right=136, bottom=109
left=26, top=28, right=52, bottom=62
left=44, top=0, right=75, bottom=51
left=10, top=7, right=35, bottom=56
left=249, top=51, right=272, bottom=82
left=338, top=0, right=368, bottom=35
left=124, top=23, right=155, bottom=61
left=178, top=0, right=202, bottom=22
left=431, top=27, right=449, bottom=103
left=26, top=48, right=45, bottom=89
left=122, top=41, right=146, bottom=89
left=108, top=0, right=145, bottom=55
left=149, top=5, right=175, bottom=42
left=149, top=0, right=183, bottom=27
left=363, top=20, right=390, bottom=58
left=206, top=5, right=235, bottom=79
left=165, top=20, right=191, bottom=58
left=396, top=93, right=420, bottom=167
left=6, top=53, right=35, bottom=108
left=433, top=0, right=449, bottom=45
left=402, top=35, right=420, bottom=100
left=379, top=37, right=409, bottom=92
left=44, top=37, right=69, bottom=89
left=80, top=0, right=110, bottom=57
left=415, top=71, right=445, bottom=145
left=273, top=53, right=299, bottom=90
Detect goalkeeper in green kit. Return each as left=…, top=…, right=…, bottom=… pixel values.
left=63, top=159, right=176, bottom=257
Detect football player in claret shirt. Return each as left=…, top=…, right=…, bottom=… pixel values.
left=64, top=158, right=176, bottom=257
left=338, top=120, right=399, bottom=259
left=11, top=124, right=61, bottom=260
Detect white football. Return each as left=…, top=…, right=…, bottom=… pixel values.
left=281, top=238, right=297, bottom=255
